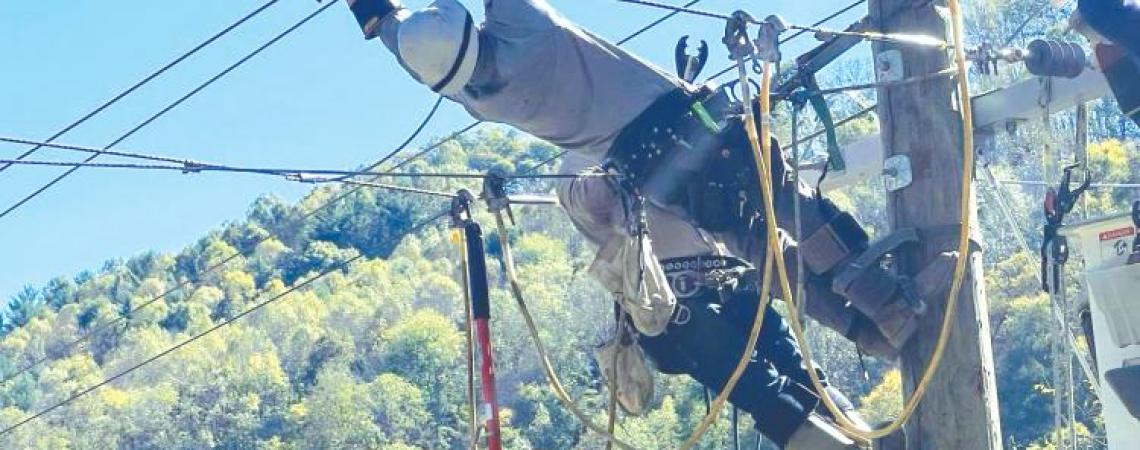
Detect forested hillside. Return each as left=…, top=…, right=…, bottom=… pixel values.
left=3, top=124, right=1138, bottom=448
left=4, top=1, right=1140, bottom=448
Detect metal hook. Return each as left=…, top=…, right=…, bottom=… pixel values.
left=675, top=36, right=710, bottom=83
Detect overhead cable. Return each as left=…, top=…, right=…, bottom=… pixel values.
left=616, top=0, right=949, bottom=48
left=0, top=0, right=283, bottom=174
left=0, top=158, right=608, bottom=180
left=0, top=92, right=446, bottom=387
left=0, top=210, right=447, bottom=437
left=0, top=0, right=694, bottom=387
left=0, top=0, right=339, bottom=221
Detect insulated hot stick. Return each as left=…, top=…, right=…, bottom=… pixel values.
left=452, top=191, right=503, bottom=450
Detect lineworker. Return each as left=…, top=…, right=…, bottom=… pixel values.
left=1076, top=0, right=1140, bottom=54
left=559, top=155, right=887, bottom=448
left=348, top=0, right=961, bottom=432
left=345, top=0, right=958, bottom=360
left=1072, top=0, right=1140, bottom=125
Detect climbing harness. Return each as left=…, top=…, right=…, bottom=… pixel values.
left=451, top=190, right=504, bottom=450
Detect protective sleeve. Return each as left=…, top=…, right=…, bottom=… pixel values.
left=376, top=9, right=418, bottom=76
left=1079, top=0, right=1140, bottom=54
left=555, top=166, right=624, bottom=248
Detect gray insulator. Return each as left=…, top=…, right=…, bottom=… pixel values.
left=1025, top=39, right=1088, bottom=79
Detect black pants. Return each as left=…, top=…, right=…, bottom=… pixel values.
left=636, top=292, right=824, bottom=447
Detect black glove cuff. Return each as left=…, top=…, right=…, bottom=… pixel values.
left=348, top=0, right=401, bottom=40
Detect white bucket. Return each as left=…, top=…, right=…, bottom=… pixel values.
left=1087, top=262, right=1140, bottom=348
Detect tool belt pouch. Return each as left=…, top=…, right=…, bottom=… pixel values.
left=799, top=211, right=870, bottom=275
left=607, top=86, right=773, bottom=233
left=685, top=118, right=768, bottom=232
left=588, top=233, right=677, bottom=337
left=594, top=328, right=655, bottom=416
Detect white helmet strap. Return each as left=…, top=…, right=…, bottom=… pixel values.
left=429, top=12, right=474, bottom=93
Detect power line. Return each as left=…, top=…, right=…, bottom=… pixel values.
left=0, top=210, right=448, bottom=438
left=0, top=0, right=695, bottom=399
left=703, top=0, right=869, bottom=81
left=0, top=0, right=339, bottom=221
left=354, top=96, right=444, bottom=174
left=0, top=158, right=608, bottom=180
left=0, top=136, right=202, bottom=166
left=1000, top=180, right=1140, bottom=189
left=617, top=0, right=703, bottom=45
left=0, top=66, right=446, bottom=391
left=0, top=0, right=283, bottom=174
left=780, top=0, right=867, bottom=45
left=616, top=0, right=947, bottom=47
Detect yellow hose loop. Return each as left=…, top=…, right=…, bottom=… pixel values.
left=678, top=59, right=780, bottom=450
left=739, top=0, right=977, bottom=441
left=490, top=212, right=641, bottom=450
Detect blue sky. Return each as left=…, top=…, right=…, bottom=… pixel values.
left=0, top=0, right=865, bottom=300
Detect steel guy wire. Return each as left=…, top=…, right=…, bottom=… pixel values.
left=0, top=0, right=339, bottom=221
left=0, top=0, right=283, bottom=174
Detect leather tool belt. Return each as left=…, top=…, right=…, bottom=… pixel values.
left=660, top=255, right=757, bottom=301
left=606, top=85, right=767, bottom=233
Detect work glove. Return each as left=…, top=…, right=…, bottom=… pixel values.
left=347, top=0, right=403, bottom=39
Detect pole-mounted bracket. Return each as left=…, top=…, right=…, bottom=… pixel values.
left=882, top=154, right=913, bottom=192
left=876, top=50, right=905, bottom=83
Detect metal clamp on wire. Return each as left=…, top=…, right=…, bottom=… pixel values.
left=482, top=169, right=514, bottom=225
left=450, top=189, right=477, bottom=229
left=754, top=15, right=787, bottom=66
left=723, top=11, right=757, bottom=65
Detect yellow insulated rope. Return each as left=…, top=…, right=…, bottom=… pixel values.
left=679, top=57, right=779, bottom=450
left=738, top=0, right=978, bottom=441
left=489, top=211, right=640, bottom=450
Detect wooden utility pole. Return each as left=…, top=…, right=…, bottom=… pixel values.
left=868, top=1, right=1003, bottom=448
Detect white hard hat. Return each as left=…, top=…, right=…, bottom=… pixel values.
left=397, top=0, right=479, bottom=95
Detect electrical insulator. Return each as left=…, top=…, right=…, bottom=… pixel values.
left=1024, top=39, right=1088, bottom=79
